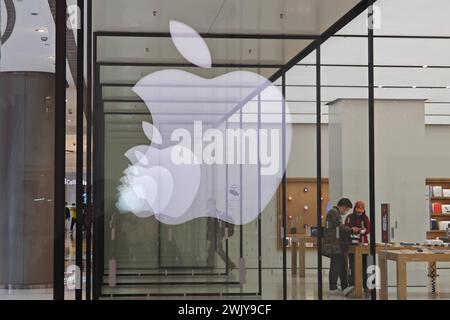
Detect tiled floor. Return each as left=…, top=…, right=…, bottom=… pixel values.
left=4, top=268, right=446, bottom=300
left=2, top=231, right=449, bottom=300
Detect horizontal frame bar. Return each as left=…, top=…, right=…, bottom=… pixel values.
left=98, top=61, right=283, bottom=68
left=95, top=31, right=318, bottom=40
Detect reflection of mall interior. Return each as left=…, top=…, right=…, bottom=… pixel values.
left=2, top=0, right=450, bottom=301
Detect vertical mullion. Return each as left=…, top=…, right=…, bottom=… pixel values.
left=92, top=34, right=100, bottom=300
left=53, top=0, right=66, bottom=301
left=225, top=120, right=229, bottom=274
left=239, top=110, right=243, bottom=260
left=316, top=47, right=323, bottom=301
left=257, top=93, right=262, bottom=296
left=281, top=72, right=287, bottom=300
left=99, top=77, right=105, bottom=298
left=368, top=3, right=377, bottom=301
left=86, top=0, right=93, bottom=301
left=75, top=0, right=85, bottom=301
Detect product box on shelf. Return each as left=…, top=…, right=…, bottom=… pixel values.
left=433, top=186, right=443, bottom=197
left=431, top=219, right=439, bottom=230
left=438, top=221, right=450, bottom=231
left=442, top=205, right=450, bottom=214
left=444, top=189, right=450, bottom=198
left=433, top=202, right=442, bottom=214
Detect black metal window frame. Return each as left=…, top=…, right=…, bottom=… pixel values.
left=53, top=0, right=377, bottom=300
left=92, top=32, right=264, bottom=299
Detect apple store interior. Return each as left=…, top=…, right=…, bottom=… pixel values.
left=2, top=0, right=450, bottom=301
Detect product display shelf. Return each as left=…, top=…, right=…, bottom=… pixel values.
left=427, top=230, right=447, bottom=238
left=431, top=214, right=450, bottom=219
left=427, top=178, right=450, bottom=240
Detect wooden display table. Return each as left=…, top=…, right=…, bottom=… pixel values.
left=379, top=249, right=450, bottom=300
left=348, top=244, right=412, bottom=298
left=291, top=235, right=315, bottom=277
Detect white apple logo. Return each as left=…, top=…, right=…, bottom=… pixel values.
left=116, top=121, right=201, bottom=220
left=117, top=20, right=293, bottom=225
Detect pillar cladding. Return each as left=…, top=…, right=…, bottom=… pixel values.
left=0, top=72, right=55, bottom=287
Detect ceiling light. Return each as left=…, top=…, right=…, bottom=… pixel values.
left=35, top=28, right=48, bottom=33
left=422, top=65, right=428, bottom=68
left=377, top=85, right=383, bottom=88
left=48, top=55, right=55, bottom=60
left=446, top=86, right=450, bottom=89
left=412, top=85, right=417, bottom=88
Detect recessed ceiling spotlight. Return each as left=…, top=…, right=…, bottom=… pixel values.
left=35, top=28, right=48, bottom=33
left=446, top=86, right=450, bottom=89
left=423, top=65, right=428, bottom=68
left=378, top=85, right=383, bottom=88
left=48, top=55, right=55, bottom=60
left=412, top=85, right=417, bottom=88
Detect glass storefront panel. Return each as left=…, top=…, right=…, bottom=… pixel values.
left=374, top=0, right=450, bottom=300
left=321, top=27, right=370, bottom=300
left=283, top=55, right=321, bottom=300
left=98, top=52, right=281, bottom=297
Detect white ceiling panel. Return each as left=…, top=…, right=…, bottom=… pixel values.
left=374, top=0, right=450, bottom=37
left=97, top=36, right=311, bottom=66
left=94, top=0, right=361, bottom=34
left=210, top=0, right=360, bottom=35
left=0, top=0, right=55, bottom=73
left=93, top=0, right=225, bottom=32
left=338, top=0, right=450, bottom=37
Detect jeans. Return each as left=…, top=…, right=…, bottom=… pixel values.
left=329, top=254, right=349, bottom=291
left=348, top=253, right=368, bottom=289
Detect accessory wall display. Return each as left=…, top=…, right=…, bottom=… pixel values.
left=426, top=178, right=450, bottom=240
left=277, top=178, right=329, bottom=248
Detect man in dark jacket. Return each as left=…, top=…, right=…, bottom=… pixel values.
left=323, top=198, right=360, bottom=296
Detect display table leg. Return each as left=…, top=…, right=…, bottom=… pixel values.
left=379, top=254, right=388, bottom=300
left=354, top=247, right=363, bottom=298
left=396, top=259, right=407, bottom=300
left=291, top=241, right=298, bottom=276
left=299, top=240, right=306, bottom=278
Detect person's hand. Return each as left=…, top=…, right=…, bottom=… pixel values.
left=352, top=227, right=360, bottom=234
